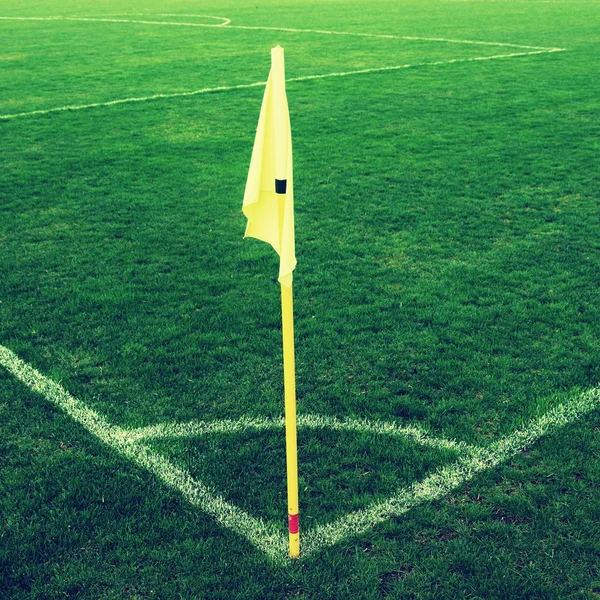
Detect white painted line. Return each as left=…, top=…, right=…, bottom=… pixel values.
left=0, top=15, right=560, bottom=51
left=0, top=80, right=267, bottom=121
left=0, top=344, right=287, bottom=562
left=127, top=412, right=471, bottom=453
left=156, top=14, right=231, bottom=26
left=128, top=415, right=285, bottom=441
left=2, top=344, right=599, bottom=561
left=222, top=24, right=558, bottom=51
left=0, top=16, right=230, bottom=28
left=284, top=48, right=565, bottom=83
left=302, top=387, right=600, bottom=557
left=299, top=414, right=469, bottom=453
left=0, top=48, right=565, bottom=121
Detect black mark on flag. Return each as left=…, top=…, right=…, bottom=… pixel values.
left=275, top=179, right=287, bottom=194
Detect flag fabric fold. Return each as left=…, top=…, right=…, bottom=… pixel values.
left=242, top=46, right=296, bottom=287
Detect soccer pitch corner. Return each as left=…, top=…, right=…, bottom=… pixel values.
left=1, top=343, right=598, bottom=563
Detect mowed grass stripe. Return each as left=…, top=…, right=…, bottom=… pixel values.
left=0, top=48, right=565, bottom=121
left=1, top=343, right=598, bottom=561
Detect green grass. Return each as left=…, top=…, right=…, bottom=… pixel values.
left=148, top=427, right=460, bottom=525
left=1, top=0, right=600, bottom=597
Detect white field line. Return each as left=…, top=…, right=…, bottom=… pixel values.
left=156, top=15, right=231, bottom=26
left=223, top=24, right=558, bottom=51
left=0, top=344, right=287, bottom=562
left=0, top=16, right=231, bottom=28
left=0, top=48, right=565, bottom=122
left=0, top=80, right=268, bottom=121
left=284, top=48, right=564, bottom=81
left=2, top=343, right=599, bottom=562
left=0, top=15, right=559, bottom=51
left=127, top=413, right=471, bottom=454
left=302, top=387, right=600, bottom=557
left=302, top=414, right=470, bottom=453
left=128, top=415, right=286, bottom=441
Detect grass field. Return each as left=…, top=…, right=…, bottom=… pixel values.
left=2, top=0, right=600, bottom=597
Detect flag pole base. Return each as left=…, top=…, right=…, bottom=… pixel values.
left=289, top=532, right=300, bottom=558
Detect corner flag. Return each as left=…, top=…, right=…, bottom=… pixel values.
left=242, top=46, right=300, bottom=559
left=242, top=46, right=296, bottom=287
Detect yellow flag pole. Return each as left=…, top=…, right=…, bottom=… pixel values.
left=281, top=281, right=300, bottom=558
left=242, top=45, right=299, bottom=558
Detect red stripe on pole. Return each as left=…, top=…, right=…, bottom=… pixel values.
left=288, top=513, right=299, bottom=534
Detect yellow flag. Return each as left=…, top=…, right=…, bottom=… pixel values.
left=242, top=46, right=296, bottom=287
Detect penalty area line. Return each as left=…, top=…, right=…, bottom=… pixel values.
left=0, top=80, right=268, bottom=121
left=0, top=48, right=565, bottom=121
left=0, top=16, right=558, bottom=51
